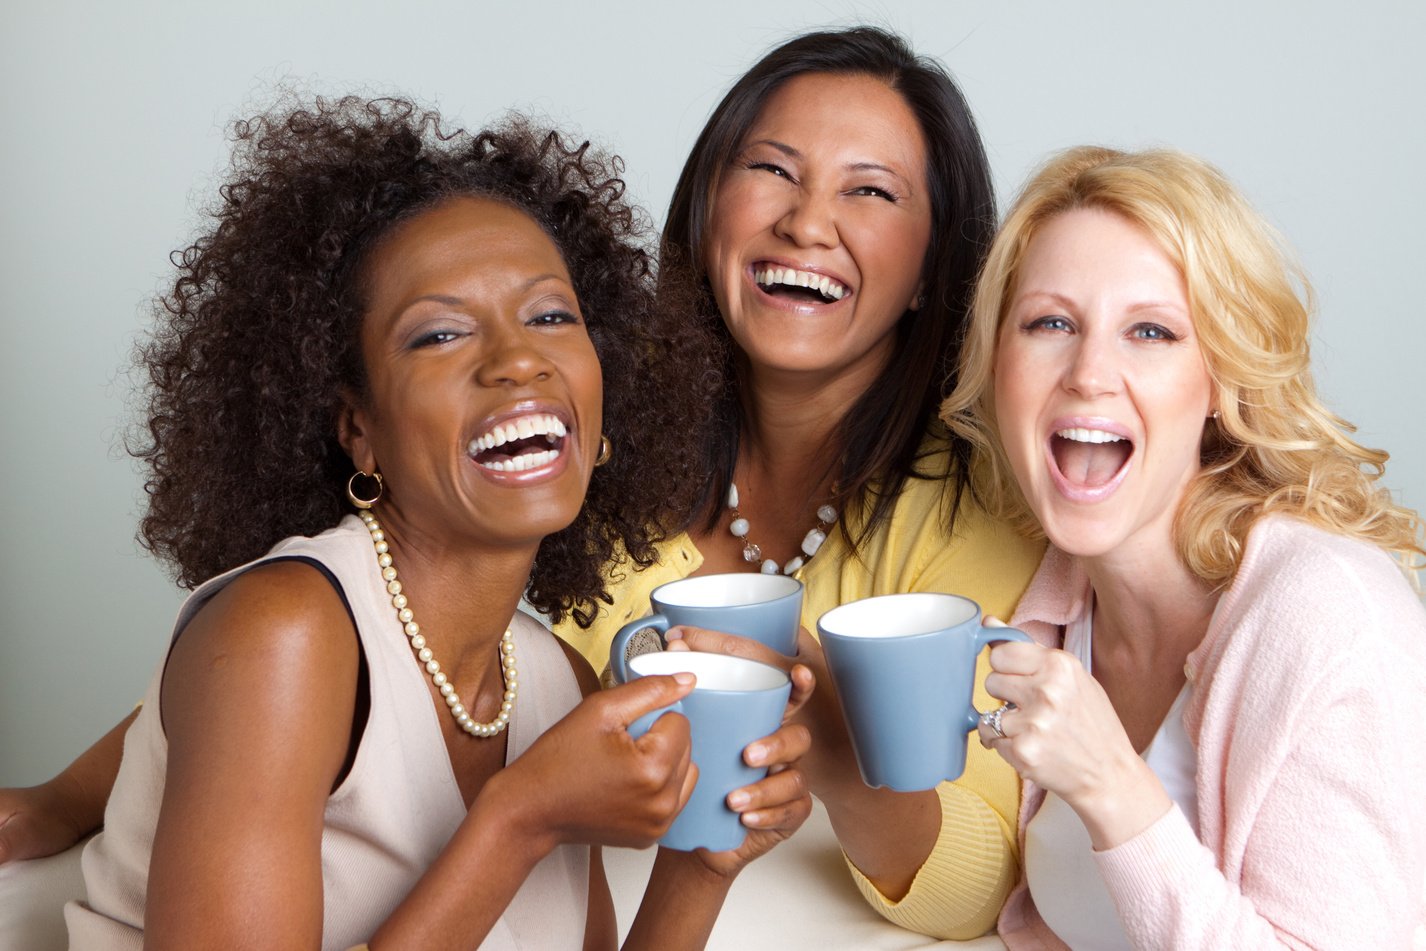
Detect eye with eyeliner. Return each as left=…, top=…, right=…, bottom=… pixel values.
left=528, top=309, right=579, bottom=327
left=408, top=327, right=465, bottom=349
left=1130, top=322, right=1180, bottom=342
left=1023, top=314, right=1073, bottom=334
left=745, top=159, right=793, bottom=181
left=849, top=184, right=900, bottom=202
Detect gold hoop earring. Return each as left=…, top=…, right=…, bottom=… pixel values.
left=347, top=470, right=383, bottom=509
left=594, top=435, right=612, bottom=467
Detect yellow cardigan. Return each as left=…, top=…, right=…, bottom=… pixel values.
left=554, top=436, right=1044, bottom=939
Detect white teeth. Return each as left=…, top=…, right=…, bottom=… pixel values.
left=468, top=413, right=567, bottom=456
left=1056, top=427, right=1126, bottom=444
left=754, top=265, right=848, bottom=301
left=475, top=448, right=561, bottom=472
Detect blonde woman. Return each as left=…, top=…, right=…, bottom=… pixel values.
left=942, top=146, right=1426, bottom=948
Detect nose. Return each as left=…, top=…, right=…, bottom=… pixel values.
left=1062, top=332, right=1120, bottom=400
left=772, top=188, right=839, bottom=249
left=476, top=328, right=554, bottom=388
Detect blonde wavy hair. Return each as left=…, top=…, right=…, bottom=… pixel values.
left=941, top=146, right=1424, bottom=586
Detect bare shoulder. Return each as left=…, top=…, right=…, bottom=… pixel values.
left=161, top=559, right=361, bottom=785
left=552, top=627, right=601, bottom=698
left=167, top=560, right=358, bottom=692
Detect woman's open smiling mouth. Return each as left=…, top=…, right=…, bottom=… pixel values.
left=468, top=411, right=570, bottom=477
left=1046, top=419, right=1134, bottom=502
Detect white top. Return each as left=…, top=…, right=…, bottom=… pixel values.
left=1023, top=600, right=1199, bottom=950
left=66, top=517, right=589, bottom=950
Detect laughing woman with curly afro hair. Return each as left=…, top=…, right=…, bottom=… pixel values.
left=49, top=94, right=811, bottom=950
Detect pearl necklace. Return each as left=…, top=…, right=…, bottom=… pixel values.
left=358, top=509, right=517, bottom=738
left=727, top=481, right=837, bottom=575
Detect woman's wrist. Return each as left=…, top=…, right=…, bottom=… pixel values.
left=660, top=844, right=742, bottom=890
left=470, top=767, right=560, bottom=866
left=1068, top=754, right=1172, bottom=852
left=803, top=740, right=871, bottom=811
left=40, top=771, right=99, bottom=840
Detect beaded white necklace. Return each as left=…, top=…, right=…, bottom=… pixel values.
left=727, top=481, right=837, bottom=575
left=359, top=509, right=517, bottom=738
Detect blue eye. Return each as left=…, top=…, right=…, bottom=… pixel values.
left=1027, top=315, right=1073, bottom=333
left=1131, top=323, right=1178, bottom=341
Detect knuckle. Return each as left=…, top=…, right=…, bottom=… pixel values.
left=1037, top=681, right=1068, bottom=711
left=631, top=755, right=672, bottom=791
left=1045, top=650, right=1078, bottom=678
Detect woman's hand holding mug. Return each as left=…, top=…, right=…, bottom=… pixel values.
left=979, top=638, right=1172, bottom=850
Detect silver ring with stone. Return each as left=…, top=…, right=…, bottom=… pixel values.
left=982, top=702, right=1015, bottom=739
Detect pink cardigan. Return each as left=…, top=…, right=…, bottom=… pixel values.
left=997, top=516, right=1426, bottom=949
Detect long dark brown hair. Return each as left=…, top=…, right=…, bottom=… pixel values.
left=663, top=26, right=997, bottom=546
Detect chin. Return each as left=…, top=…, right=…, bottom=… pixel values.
left=1033, top=504, right=1129, bottom=561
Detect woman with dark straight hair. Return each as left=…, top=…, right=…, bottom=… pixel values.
left=660, top=26, right=999, bottom=535
left=557, top=27, right=1044, bottom=940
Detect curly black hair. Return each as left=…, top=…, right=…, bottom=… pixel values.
left=134, top=94, right=720, bottom=624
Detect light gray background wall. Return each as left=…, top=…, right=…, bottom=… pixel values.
left=2, top=0, right=1421, bottom=785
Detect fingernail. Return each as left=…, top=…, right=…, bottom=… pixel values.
left=744, top=743, right=766, bottom=765
left=727, top=790, right=750, bottom=809
left=664, top=627, right=684, bottom=641
left=673, top=672, right=695, bottom=686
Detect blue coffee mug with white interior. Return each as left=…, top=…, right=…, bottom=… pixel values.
left=609, top=572, right=802, bottom=683
left=817, top=592, right=1031, bottom=792
left=621, top=651, right=791, bottom=852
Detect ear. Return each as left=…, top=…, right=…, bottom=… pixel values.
left=907, top=279, right=928, bottom=312
left=336, top=388, right=377, bottom=474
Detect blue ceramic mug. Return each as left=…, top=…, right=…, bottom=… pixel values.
left=817, top=592, right=1031, bottom=792
left=621, top=651, right=791, bottom=852
left=609, top=573, right=802, bottom=683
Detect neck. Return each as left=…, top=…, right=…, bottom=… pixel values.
left=735, top=347, right=886, bottom=490
left=1082, top=541, right=1219, bottom=668
left=366, top=504, right=535, bottom=680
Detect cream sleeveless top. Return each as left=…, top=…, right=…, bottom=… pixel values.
left=66, top=516, right=589, bottom=950
left=1023, top=599, right=1199, bottom=951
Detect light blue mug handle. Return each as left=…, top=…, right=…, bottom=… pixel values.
left=610, top=613, right=671, bottom=684
left=963, top=625, right=1033, bottom=733
left=627, top=699, right=685, bottom=738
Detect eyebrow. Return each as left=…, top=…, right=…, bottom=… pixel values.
left=405, top=273, right=570, bottom=309
left=1015, top=290, right=1189, bottom=316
